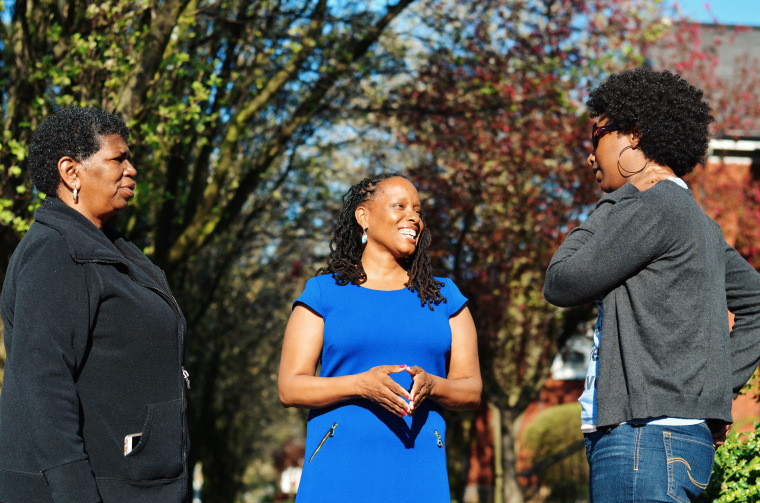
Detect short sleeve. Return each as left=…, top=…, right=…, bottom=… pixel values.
left=293, top=276, right=325, bottom=316
left=440, top=278, right=468, bottom=317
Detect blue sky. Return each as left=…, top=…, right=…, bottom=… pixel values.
left=673, top=0, right=760, bottom=26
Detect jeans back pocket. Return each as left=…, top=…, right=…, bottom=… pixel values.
left=663, top=429, right=715, bottom=503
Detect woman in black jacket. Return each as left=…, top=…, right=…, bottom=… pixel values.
left=0, top=107, right=189, bottom=502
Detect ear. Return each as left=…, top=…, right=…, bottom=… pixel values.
left=57, top=156, right=80, bottom=194
left=355, top=204, right=369, bottom=231
left=629, top=128, right=643, bottom=149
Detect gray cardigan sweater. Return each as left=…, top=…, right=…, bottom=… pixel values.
left=544, top=181, right=760, bottom=428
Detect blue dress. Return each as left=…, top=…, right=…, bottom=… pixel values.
left=293, top=274, right=467, bottom=502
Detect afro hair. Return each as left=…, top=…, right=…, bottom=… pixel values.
left=586, top=67, right=714, bottom=177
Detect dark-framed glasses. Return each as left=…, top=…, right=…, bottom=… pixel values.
left=592, top=123, right=619, bottom=150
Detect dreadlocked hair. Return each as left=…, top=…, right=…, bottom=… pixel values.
left=317, top=172, right=446, bottom=310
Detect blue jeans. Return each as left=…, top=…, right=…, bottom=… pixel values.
left=584, top=423, right=715, bottom=503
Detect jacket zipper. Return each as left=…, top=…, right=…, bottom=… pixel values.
left=309, top=423, right=338, bottom=462
left=152, top=269, right=189, bottom=497
left=182, top=368, right=191, bottom=389
left=92, top=258, right=189, bottom=495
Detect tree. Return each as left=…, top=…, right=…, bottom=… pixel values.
left=377, top=1, right=673, bottom=501
left=0, top=0, right=418, bottom=499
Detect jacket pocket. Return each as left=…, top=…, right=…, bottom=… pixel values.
left=309, top=422, right=338, bottom=463
left=124, top=399, right=184, bottom=481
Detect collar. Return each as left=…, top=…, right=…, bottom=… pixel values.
left=669, top=176, right=688, bottom=190
left=595, top=177, right=689, bottom=210
left=34, top=198, right=168, bottom=291
left=34, top=198, right=128, bottom=264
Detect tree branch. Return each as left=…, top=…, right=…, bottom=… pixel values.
left=114, top=0, right=194, bottom=120
left=167, top=0, right=416, bottom=269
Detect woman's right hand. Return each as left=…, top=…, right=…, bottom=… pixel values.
left=628, top=166, right=675, bottom=192
left=280, top=307, right=414, bottom=412
left=357, top=365, right=412, bottom=417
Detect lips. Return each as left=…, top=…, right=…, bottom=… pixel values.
left=121, top=184, right=136, bottom=198
left=398, top=227, right=418, bottom=242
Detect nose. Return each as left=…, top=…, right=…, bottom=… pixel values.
left=123, top=160, right=137, bottom=178
left=587, top=151, right=596, bottom=167
left=406, top=209, right=421, bottom=225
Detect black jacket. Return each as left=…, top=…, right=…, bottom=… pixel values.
left=0, top=198, right=189, bottom=502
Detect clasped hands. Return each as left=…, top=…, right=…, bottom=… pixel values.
left=358, top=364, right=434, bottom=418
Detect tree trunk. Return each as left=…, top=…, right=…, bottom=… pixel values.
left=491, top=404, right=503, bottom=503
left=500, top=408, right=524, bottom=503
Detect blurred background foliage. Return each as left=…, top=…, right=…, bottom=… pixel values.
left=0, top=0, right=758, bottom=501
left=520, top=403, right=587, bottom=503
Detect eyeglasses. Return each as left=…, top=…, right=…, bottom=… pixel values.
left=591, top=123, right=619, bottom=150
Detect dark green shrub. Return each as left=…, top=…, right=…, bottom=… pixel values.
left=696, top=423, right=760, bottom=503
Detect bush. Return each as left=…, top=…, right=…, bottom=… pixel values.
left=521, top=402, right=587, bottom=502
left=696, top=423, right=760, bottom=503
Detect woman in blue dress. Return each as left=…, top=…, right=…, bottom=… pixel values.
left=278, top=173, right=482, bottom=502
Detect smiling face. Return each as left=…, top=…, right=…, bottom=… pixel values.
left=72, top=134, right=137, bottom=227
left=355, top=177, right=423, bottom=259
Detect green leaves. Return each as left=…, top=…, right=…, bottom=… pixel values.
left=698, top=424, right=760, bottom=503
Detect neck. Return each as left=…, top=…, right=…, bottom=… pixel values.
left=645, top=163, right=676, bottom=178
left=56, top=187, right=106, bottom=230
left=57, top=195, right=105, bottom=229
left=360, top=246, right=410, bottom=286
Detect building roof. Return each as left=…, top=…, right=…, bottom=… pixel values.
left=648, top=22, right=760, bottom=137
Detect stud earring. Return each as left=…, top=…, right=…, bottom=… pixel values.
left=73, top=188, right=79, bottom=203
left=361, top=228, right=368, bottom=244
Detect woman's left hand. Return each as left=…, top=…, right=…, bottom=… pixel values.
left=405, top=366, right=437, bottom=414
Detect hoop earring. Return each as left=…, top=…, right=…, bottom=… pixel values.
left=73, top=188, right=79, bottom=203
left=361, top=228, right=368, bottom=244
left=617, top=145, right=648, bottom=177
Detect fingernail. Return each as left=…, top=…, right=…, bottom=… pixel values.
left=398, top=413, right=404, bottom=417
left=399, top=364, right=406, bottom=369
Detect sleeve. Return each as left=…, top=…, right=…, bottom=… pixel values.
left=292, top=276, right=325, bottom=316
left=544, top=187, right=667, bottom=307
left=441, top=278, right=468, bottom=317
left=5, top=236, right=101, bottom=502
left=723, top=243, right=760, bottom=394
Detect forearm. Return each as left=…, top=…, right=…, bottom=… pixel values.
left=725, top=245, right=760, bottom=393
left=429, top=375, right=482, bottom=411
left=544, top=200, right=613, bottom=306
left=545, top=195, right=661, bottom=307
left=279, top=373, right=363, bottom=409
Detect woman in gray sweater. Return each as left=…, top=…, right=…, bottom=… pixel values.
left=544, top=68, right=760, bottom=503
